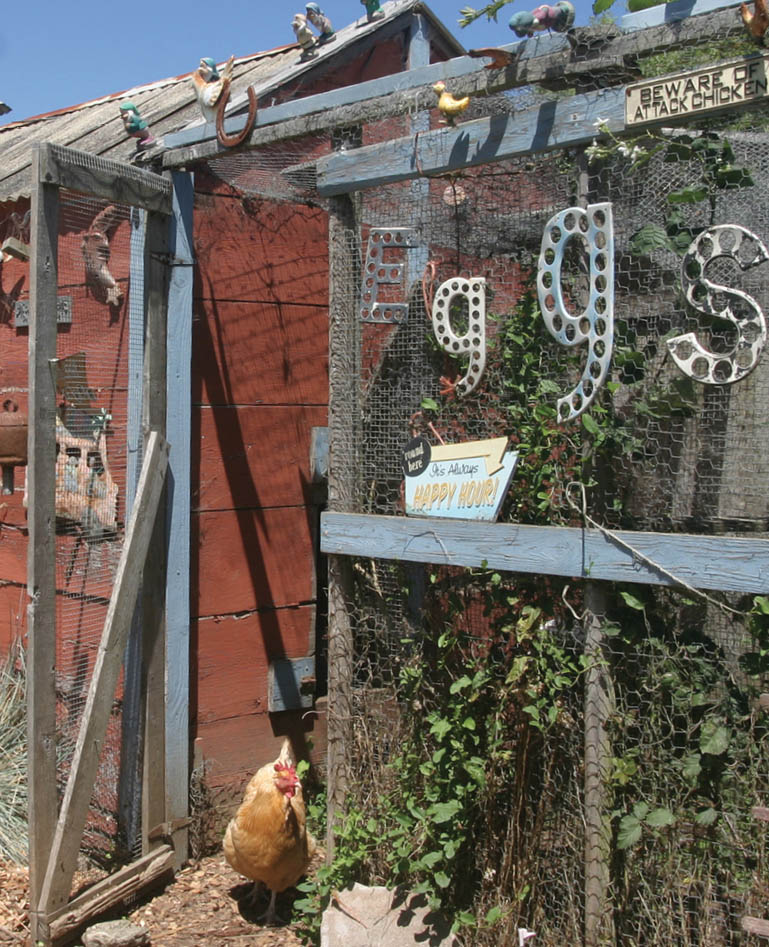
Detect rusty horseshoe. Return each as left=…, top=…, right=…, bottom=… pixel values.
left=216, top=79, right=258, bottom=148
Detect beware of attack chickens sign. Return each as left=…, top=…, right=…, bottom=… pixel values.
left=402, top=435, right=519, bottom=521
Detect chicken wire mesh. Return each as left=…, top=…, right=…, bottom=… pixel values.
left=298, top=30, right=769, bottom=944
left=45, top=187, right=143, bottom=874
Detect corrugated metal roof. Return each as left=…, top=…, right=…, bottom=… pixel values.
left=0, top=0, right=462, bottom=202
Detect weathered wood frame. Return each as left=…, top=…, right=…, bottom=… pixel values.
left=27, top=143, right=192, bottom=944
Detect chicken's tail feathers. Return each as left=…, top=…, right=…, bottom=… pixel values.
left=277, top=738, right=296, bottom=768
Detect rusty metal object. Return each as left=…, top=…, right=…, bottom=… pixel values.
left=216, top=81, right=258, bottom=148
left=0, top=399, right=27, bottom=495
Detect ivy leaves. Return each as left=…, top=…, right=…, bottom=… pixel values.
left=628, top=132, right=755, bottom=258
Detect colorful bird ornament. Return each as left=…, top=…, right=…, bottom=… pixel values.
left=361, top=0, right=385, bottom=22
left=119, top=102, right=156, bottom=151
left=306, top=3, right=335, bottom=42
left=192, top=56, right=234, bottom=123
left=292, top=13, right=318, bottom=59
left=432, top=81, right=471, bottom=126
left=509, top=0, right=575, bottom=37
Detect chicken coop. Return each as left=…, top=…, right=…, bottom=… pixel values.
left=11, top=0, right=769, bottom=942
left=165, top=0, right=769, bottom=943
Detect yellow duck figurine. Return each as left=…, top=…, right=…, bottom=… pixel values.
left=432, top=81, right=470, bottom=126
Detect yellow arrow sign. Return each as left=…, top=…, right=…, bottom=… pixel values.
left=431, top=436, right=509, bottom=477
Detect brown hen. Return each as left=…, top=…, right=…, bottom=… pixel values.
left=223, top=739, right=316, bottom=925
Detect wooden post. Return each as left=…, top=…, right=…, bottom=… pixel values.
left=584, top=582, right=615, bottom=947
left=26, top=143, right=61, bottom=946
left=118, top=207, right=147, bottom=858
left=142, top=208, right=170, bottom=853
left=164, top=171, right=194, bottom=868
left=326, top=192, right=359, bottom=859
left=37, top=433, right=170, bottom=915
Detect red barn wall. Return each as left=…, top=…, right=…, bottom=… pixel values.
left=191, top=172, right=329, bottom=789
left=0, top=22, right=447, bottom=800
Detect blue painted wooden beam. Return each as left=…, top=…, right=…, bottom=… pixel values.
left=161, top=0, right=741, bottom=162
left=621, top=0, right=739, bottom=30
left=316, top=86, right=625, bottom=194
left=321, top=511, right=769, bottom=593
left=162, top=31, right=567, bottom=152
left=165, top=171, right=194, bottom=867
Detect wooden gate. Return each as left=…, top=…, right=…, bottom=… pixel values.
left=26, top=142, right=193, bottom=944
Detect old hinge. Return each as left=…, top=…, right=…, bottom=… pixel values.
left=150, top=252, right=195, bottom=267
left=147, top=816, right=191, bottom=841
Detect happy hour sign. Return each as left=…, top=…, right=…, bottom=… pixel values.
left=402, top=436, right=519, bottom=521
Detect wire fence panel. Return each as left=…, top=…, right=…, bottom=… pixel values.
left=50, top=190, right=142, bottom=877
left=311, top=41, right=769, bottom=947
left=185, top=12, right=769, bottom=942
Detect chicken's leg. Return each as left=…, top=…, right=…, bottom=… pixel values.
left=258, top=888, right=279, bottom=926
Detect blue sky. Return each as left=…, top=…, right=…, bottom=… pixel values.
left=1, top=0, right=619, bottom=123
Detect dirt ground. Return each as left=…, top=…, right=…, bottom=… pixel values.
left=0, top=854, right=312, bottom=946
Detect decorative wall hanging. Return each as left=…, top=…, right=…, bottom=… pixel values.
left=537, top=202, right=615, bottom=421
left=431, top=277, right=487, bottom=396
left=360, top=227, right=419, bottom=323
left=668, top=224, right=768, bottom=384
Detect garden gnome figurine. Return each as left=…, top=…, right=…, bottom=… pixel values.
left=361, top=0, right=385, bottom=21
left=119, top=102, right=156, bottom=150
left=292, top=13, right=317, bottom=58
left=306, top=2, right=335, bottom=42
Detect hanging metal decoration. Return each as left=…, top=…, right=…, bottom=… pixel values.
left=537, top=202, right=615, bottom=422
left=431, top=277, right=487, bottom=396
left=668, top=224, right=768, bottom=384
left=360, top=227, right=419, bottom=323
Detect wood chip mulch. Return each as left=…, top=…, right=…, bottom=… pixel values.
left=0, top=855, right=311, bottom=946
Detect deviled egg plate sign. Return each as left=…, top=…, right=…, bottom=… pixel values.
left=402, top=435, right=519, bottom=522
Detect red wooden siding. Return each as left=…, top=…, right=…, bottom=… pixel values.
left=190, top=179, right=329, bottom=784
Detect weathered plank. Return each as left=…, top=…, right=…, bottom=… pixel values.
left=194, top=404, right=328, bottom=511
left=38, top=431, right=170, bottom=915
left=316, top=87, right=626, bottom=194
left=47, top=845, right=174, bottom=945
left=193, top=196, right=328, bottom=307
left=742, top=916, right=769, bottom=938
left=195, top=607, right=315, bottom=724
left=26, top=145, right=60, bottom=945
left=325, top=193, right=359, bottom=859
left=193, top=301, right=329, bottom=407
left=37, top=143, right=172, bottom=214
left=622, top=0, right=739, bottom=29
left=320, top=512, right=769, bottom=593
left=752, top=806, right=769, bottom=822
left=141, top=210, right=170, bottom=857
left=165, top=170, right=194, bottom=868
left=193, top=506, right=317, bottom=617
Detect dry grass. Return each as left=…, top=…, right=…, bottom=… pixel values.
left=0, top=640, right=27, bottom=865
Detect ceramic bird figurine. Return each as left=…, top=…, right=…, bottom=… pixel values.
left=192, top=56, right=234, bottom=123
left=741, top=0, right=769, bottom=43
left=306, top=3, right=335, bottom=42
left=82, top=205, right=124, bottom=308
left=361, top=0, right=385, bottom=22
left=432, top=81, right=470, bottom=126
left=510, top=0, right=575, bottom=37
left=119, top=102, right=156, bottom=151
left=292, top=13, right=318, bottom=59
